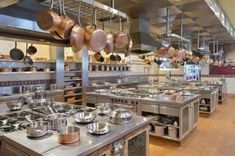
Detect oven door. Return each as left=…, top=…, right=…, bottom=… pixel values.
left=113, top=103, right=137, bottom=114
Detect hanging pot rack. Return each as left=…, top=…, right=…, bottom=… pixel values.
left=40, top=0, right=128, bottom=24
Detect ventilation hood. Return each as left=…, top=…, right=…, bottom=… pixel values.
left=130, top=18, right=161, bottom=54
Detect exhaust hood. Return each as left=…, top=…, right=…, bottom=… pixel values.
left=130, top=18, right=161, bottom=54
left=0, top=0, right=19, bottom=8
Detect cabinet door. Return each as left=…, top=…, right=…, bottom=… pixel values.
left=3, top=143, right=29, bottom=156
left=193, top=101, right=199, bottom=126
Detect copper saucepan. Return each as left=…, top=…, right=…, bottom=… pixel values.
left=36, top=0, right=61, bottom=32
left=56, top=0, right=75, bottom=39
left=85, top=7, right=107, bottom=53
left=115, top=17, right=129, bottom=49
left=104, top=12, right=114, bottom=54
left=70, top=0, right=85, bottom=52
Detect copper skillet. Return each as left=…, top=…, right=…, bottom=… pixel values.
left=70, top=0, right=85, bottom=52
left=36, top=0, right=63, bottom=40
left=56, top=0, right=75, bottom=39
left=85, top=6, right=107, bottom=53
left=36, top=0, right=60, bottom=32
left=115, top=17, right=129, bottom=49
left=104, top=12, right=114, bottom=55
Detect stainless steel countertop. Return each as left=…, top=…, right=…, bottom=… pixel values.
left=87, top=92, right=200, bottom=107
left=43, top=115, right=150, bottom=156
left=1, top=103, right=151, bottom=156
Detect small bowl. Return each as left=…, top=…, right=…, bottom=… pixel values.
left=26, top=121, right=49, bottom=138
left=74, top=111, right=96, bottom=124
left=87, top=122, right=111, bottom=135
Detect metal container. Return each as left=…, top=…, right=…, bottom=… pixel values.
left=6, top=100, right=23, bottom=111
left=26, top=121, right=49, bottom=138
left=57, top=126, right=80, bottom=144
left=47, top=113, right=67, bottom=130
left=87, top=122, right=111, bottom=135
left=96, top=103, right=112, bottom=115
left=74, top=111, right=96, bottom=124
left=154, top=125, right=166, bottom=137
left=108, top=108, right=133, bottom=124
left=168, top=127, right=177, bottom=138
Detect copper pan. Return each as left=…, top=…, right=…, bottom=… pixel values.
left=70, top=0, right=85, bottom=52
left=56, top=0, right=75, bottom=39
left=36, top=0, right=61, bottom=32
left=115, top=17, right=129, bottom=49
left=104, top=13, right=114, bottom=54
left=85, top=7, right=107, bottom=52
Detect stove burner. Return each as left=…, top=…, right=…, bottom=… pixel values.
left=0, top=110, right=44, bottom=133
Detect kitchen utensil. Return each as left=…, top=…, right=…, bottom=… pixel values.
left=108, top=108, right=133, bottom=124
left=115, top=17, right=129, bottom=49
left=36, top=0, right=61, bottom=32
left=104, top=12, right=114, bottom=54
left=85, top=5, right=107, bottom=52
left=23, top=43, right=34, bottom=65
left=87, top=122, right=111, bottom=135
left=99, top=55, right=104, bottom=62
left=168, top=127, right=177, bottom=138
left=96, top=103, right=112, bottom=115
left=57, top=126, right=80, bottom=144
left=110, top=51, right=116, bottom=61
left=10, top=41, right=24, bottom=61
left=70, top=0, right=85, bottom=52
left=47, top=113, right=68, bottom=130
left=0, top=68, right=12, bottom=72
left=27, top=43, right=37, bottom=55
left=56, top=0, right=75, bottom=39
left=116, top=53, right=121, bottom=62
left=25, top=115, right=49, bottom=138
left=74, top=111, right=96, bottom=124
left=6, top=100, right=23, bottom=111
left=47, top=107, right=68, bottom=130
left=94, top=52, right=102, bottom=62
left=154, top=125, right=166, bottom=136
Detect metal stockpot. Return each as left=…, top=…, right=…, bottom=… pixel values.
left=47, top=113, right=68, bottom=130
left=108, top=108, right=133, bottom=124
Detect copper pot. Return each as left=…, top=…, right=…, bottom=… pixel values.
left=36, top=0, right=61, bottom=32
left=57, top=126, right=80, bottom=144
left=104, top=16, right=114, bottom=54
left=56, top=0, right=75, bottom=39
left=85, top=8, right=107, bottom=52
left=115, top=18, right=129, bottom=49
left=70, top=0, right=85, bottom=52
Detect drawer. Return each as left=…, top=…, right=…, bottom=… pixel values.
left=141, top=104, right=159, bottom=114
left=159, top=106, right=179, bottom=116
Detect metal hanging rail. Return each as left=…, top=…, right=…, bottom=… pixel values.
left=40, top=0, right=128, bottom=22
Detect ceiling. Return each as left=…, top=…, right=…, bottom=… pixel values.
left=218, top=0, right=235, bottom=27
left=0, top=0, right=234, bottom=46
left=95, top=0, right=234, bottom=44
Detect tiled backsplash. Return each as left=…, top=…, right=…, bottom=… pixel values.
left=0, top=79, right=55, bottom=87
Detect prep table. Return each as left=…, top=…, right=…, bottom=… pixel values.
left=0, top=102, right=151, bottom=156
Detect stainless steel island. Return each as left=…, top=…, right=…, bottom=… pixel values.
left=0, top=102, right=151, bottom=156
left=87, top=91, right=200, bottom=144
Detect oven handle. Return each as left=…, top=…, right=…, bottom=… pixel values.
left=113, top=103, right=134, bottom=109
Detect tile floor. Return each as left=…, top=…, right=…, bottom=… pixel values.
left=149, top=97, right=235, bottom=156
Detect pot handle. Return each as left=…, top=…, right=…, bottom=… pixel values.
left=49, top=0, right=54, bottom=10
